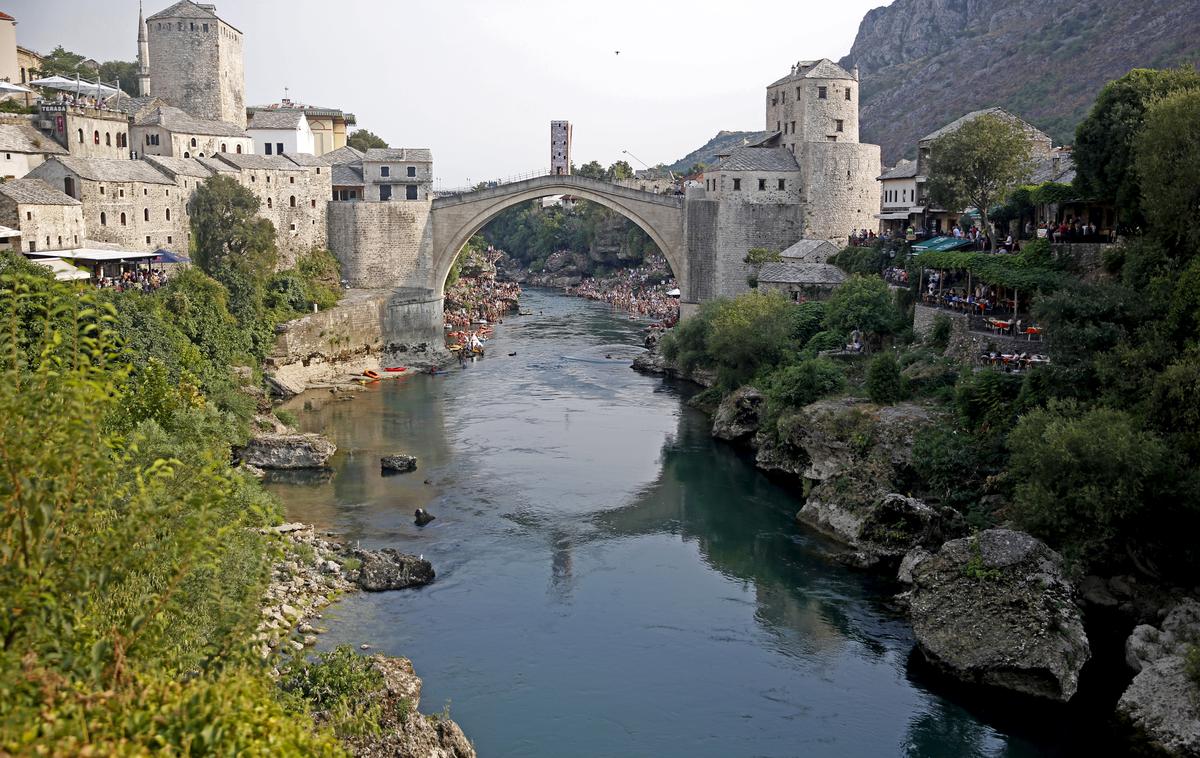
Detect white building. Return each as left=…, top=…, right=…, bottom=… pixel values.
left=0, top=122, right=69, bottom=179
left=247, top=110, right=314, bottom=157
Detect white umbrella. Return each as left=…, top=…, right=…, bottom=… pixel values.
left=666, top=288, right=681, bottom=297
left=0, top=81, right=32, bottom=94
left=28, top=75, right=123, bottom=99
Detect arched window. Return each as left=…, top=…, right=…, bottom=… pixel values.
left=143, top=208, right=149, bottom=221
left=235, top=144, right=242, bottom=153
left=289, top=195, right=296, bottom=207
left=198, top=153, right=204, bottom=158
left=105, top=133, right=111, bottom=146
left=221, top=143, right=227, bottom=152
left=266, top=197, right=272, bottom=209
left=93, top=130, right=100, bottom=145
left=166, top=208, right=171, bottom=221
left=183, top=151, right=190, bottom=158
left=120, top=213, right=127, bottom=226
left=77, top=129, right=84, bottom=144
left=100, top=212, right=106, bottom=226
left=190, top=137, right=197, bottom=147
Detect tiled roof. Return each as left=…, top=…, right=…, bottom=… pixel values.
left=919, top=107, right=1050, bottom=144
left=758, top=262, right=846, bottom=286
left=284, top=153, right=328, bottom=167
left=108, top=95, right=163, bottom=117
left=364, top=148, right=432, bottom=163
left=143, top=154, right=216, bottom=179
left=769, top=58, right=855, bottom=87
left=247, top=110, right=304, bottom=130
left=711, top=146, right=799, bottom=173
left=247, top=104, right=355, bottom=124
left=323, top=145, right=365, bottom=165
left=195, top=156, right=237, bottom=174
left=0, top=123, right=67, bottom=155
left=136, top=105, right=247, bottom=138
left=879, top=159, right=917, bottom=180
left=779, top=238, right=838, bottom=263
left=44, top=156, right=174, bottom=184
left=0, top=177, right=81, bottom=206
left=213, top=152, right=305, bottom=171
left=331, top=163, right=363, bottom=187
left=147, top=1, right=218, bottom=21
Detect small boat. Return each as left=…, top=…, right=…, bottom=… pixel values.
left=384, top=367, right=407, bottom=373
left=448, top=344, right=463, bottom=352
left=363, top=369, right=381, bottom=380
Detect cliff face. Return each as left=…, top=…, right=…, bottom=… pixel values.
left=840, top=0, right=1200, bottom=162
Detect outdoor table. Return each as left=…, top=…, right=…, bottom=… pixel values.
left=1025, top=326, right=1041, bottom=340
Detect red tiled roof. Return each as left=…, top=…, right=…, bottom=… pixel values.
left=0, top=12, right=15, bottom=21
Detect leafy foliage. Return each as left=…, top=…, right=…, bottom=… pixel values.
left=763, top=358, right=846, bottom=413
left=914, top=239, right=1063, bottom=291
left=823, top=275, right=900, bottom=343
left=1135, top=88, right=1200, bottom=255
left=280, top=646, right=385, bottom=739
left=866, top=352, right=905, bottom=404
left=347, top=129, right=388, bottom=151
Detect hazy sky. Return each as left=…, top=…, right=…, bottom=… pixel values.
left=10, top=0, right=885, bottom=186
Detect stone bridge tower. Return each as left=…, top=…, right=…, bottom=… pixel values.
left=145, top=1, right=245, bottom=126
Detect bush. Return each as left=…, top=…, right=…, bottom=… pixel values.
left=823, top=275, right=900, bottom=344
left=866, top=352, right=905, bottom=404
left=279, top=645, right=385, bottom=739
left=912, top=427, right=990, bottom=519
left=929, top=314, right=953, bottom=348
left=803, top=330, right=844, bottom=356
left=764, top=358, right=846, bottom=412
left=955, top=369, right=1023, bottom=432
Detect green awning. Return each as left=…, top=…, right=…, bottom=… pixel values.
left=912, top=236, right=973, bottom=252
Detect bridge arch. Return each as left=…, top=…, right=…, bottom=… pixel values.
left=430, top=175, right=687, bottom=297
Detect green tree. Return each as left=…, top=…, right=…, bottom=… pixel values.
left=823, top=274, right=898, bottom=344
left=607, top=160, right=634, bottom=181
left=925, top=114, right=1034, bottom=249
left=866, top=352, right=904, bottom=404
left=1135, top=88, right=1200, bottom=254
left=764, top=358, right=846, bottom=411
left=97, top=59, right=138, bottom=94
left=31, top=45, right=93, bottom=79
left=1073, top=67, right=1200, bottom=225
left=189, top=175, right=277, bottom=278
left=575, top=160, right=606, bottom=180
left=347, top=129, right=388, bottom=151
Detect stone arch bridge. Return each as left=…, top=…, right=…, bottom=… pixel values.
left=430, top=174, right=689, bottom=297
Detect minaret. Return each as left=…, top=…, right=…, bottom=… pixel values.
left=137, top=1, right=150, bottom=96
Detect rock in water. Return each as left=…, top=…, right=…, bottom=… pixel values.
left=711, top=386, right=764, bottom=443
left=908, top=529, right=1090, bottom=702
left=414, top=508, right=436, bottom=527
left=242, top=433, right=336, bottom=469
left=1118, top=599, right=1200, bottom=756
left=381, top=454, right=418, bottom=474
left=354, top=548, right=435, bottom=591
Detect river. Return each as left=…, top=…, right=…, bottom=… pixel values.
left=268, top=288, right=1105, bottom=758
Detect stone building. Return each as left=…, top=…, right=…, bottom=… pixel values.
left=704, top=145, right=803, bottom=203
left=144, top=1, right=245, bottom=126
left=0, top=121, right=68, bottom=179
left=247, top=109, right=314, bottom=156
left=551, top=120, right=571, bottom=176
left=0, top=177, right=85, bottom=254
left=213, top=152, right=331, bottom=267
left=756, top=261, right=846, bottom=301
left=34, top=102, right=132, bottom=159
left=132, top=104, right=251, bottom=158
left=28, top=156, right=189, bottom=251
left=361, top=148, right=432, bottom=202
left=246, top=101, right=356, bottom=156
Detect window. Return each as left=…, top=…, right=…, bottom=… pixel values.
left=758, top=178, right=766, bottom=191
left=781, top=91, right=787, bottom=103
left=143, top=188, right=148, bottom=195
left=311, top=199, right=316, bottom=208
left=266, top=176, right=270, bottom=183
left=835, top=119, right=844, bottom=132
left=25, top=211, right=30, bottom=220
left=817, top=86, right=827, bottom=99
left=105, top=133, right=111, bottom=146
left=190, top=138, right=197, bottom=147
left=165, top=208, right=171, bottom=220
left=732, top=178, right=741, bottom=191
left=778, top=178, right=786, bottom=190
left=93, top=130, right=100, bottom=144
left=250, top=175, right=255, bottom=182
left=265, top=143, right=273, bottom=155
left=119, top=189, right=124, bottom=198
left=236, top=144, right=242, bottom=153
left=790, top=120, right=796, bottom=134
left=144, top=208, right=149, bottom=221
left=167, top=236, right=173, bottom=243
left=406, top=185, right=418, bottom=200
left=407, top=166, right=416, bottom=177
left=203, top=23, right=208, bottom=31
left=78, top=129, right=84, bottom=143
left=146, top=134, right=152, bottom=145
left=289, top=195, right=296, bottom=207
left=120, top=213, right=127, bottom=226
left=183, top=151, right=189, bottom=158
left=27, top=241, right=34, bottom=252
left=380, top=166, right=390, bottom=177
left=276, top=143, right=283, bottom=155
left=289, top=223, right=296, bottom=231
left=267, top=197, right=272, bottom=208
left=64, top=177, right=74, bottom=197
left=146, top=236, right=151, bottom=244
left=221, top=143, right=227, bottom=152
left=198, top=153, right=204, bottom=158
left=846, top=88, right=852, bottom=101
left=379, top=185, right=392, bottom=201
left=100, top=186, right=105, bottom=195
left=796, top=86, right=801, bottom=99
left=289, top=176, right=294, bottom=184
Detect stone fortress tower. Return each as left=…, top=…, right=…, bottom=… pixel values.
left=142, top=1, right=245, bottom=126
left=550, top=120, right=571, bottom=176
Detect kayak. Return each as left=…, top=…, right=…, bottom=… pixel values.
left=384, top=367, right=407, bottom=373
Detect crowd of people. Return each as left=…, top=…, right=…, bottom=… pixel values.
left=565, top=254, right=680, bottom=326
left=443, top=265, right=521, bottom=355
left=93, top=268, right=167, bottom=293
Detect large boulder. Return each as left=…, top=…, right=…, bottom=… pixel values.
left=242, top=433, right=336, bottom=470
left=340, top=656, right=477, bottom=758
left=354, top=548, right=435, bottom=592
left=711, top=386, right=764, bottom=443
left=799, top=488, right=962, bottom=567
left=1118, top=599, right=1200, bottom=756
left=908, top=529, right=1090, bottom=702
left=788, top=398, right=937, bottom=482
left=381, top=454, right=418, bottom=474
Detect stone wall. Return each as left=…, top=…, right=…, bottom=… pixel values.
left=267, top=288, right=447, bottom=392
left=132, top=125, right=252, bottom=158
left=328, top=200, right=434, bottom=288
left=147, top=13, right=244, bottom=126
left=61, top=111, right=131, bottom=159
left=1050, top=242, right=1110, bottom=275
left=708, top=169, right=801, bottom=204
left=233, top=164, right=331, bottom=268
left=3, top=200, right=86, bottom=253
left=683, top=194, right=805, bottom=300
left=766, top=74, right=859, bottom=148
left=913, top=304, right=1044, bottom=362
left=801, top=141, right=881, bottom=241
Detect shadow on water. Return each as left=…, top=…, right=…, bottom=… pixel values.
left=266, top=288, right=1130, bottom=758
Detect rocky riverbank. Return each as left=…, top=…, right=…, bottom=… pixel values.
left=499, top=251, right=679, bottom=324
left=634, top=339, right=1200, bottom=754
left=258, top=522, right=474, bottom=757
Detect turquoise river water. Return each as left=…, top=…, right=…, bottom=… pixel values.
left=268, top=288, right=1121, bottom=758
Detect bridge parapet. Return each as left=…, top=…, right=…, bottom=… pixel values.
left=432, top=173, right=684, bottom=210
